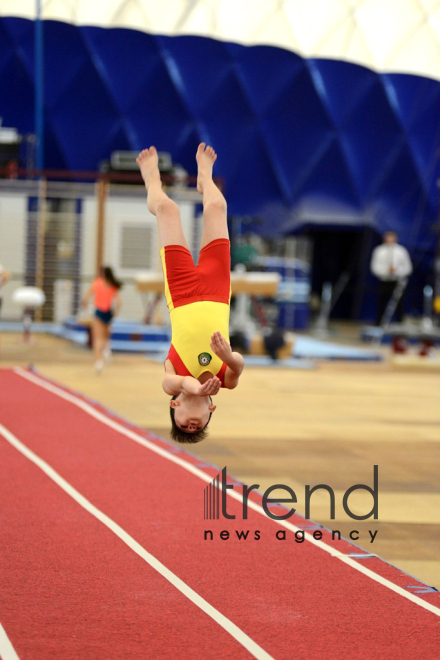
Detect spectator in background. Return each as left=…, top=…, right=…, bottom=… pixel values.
left=82, top=266, right=122, bottom=374
left=370, top=231, right=412, bottom=325
left=0, top=262, right=11, bottom=319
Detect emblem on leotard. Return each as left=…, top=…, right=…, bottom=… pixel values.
left=198, top=352, right=212, bottom=366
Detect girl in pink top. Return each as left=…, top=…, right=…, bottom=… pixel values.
left=82, top=266, right=122, bottom=373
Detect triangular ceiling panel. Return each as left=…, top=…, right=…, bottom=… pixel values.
left=308, top=59, right=378, bottom=127
left=43, top=118, right=69, bottom=170
left=99, top=120, right=133, bottom=159
left=170, top=124, right=205, bottom=173
left=157, top=35, right=236, bottom=115
left=0, top=19, right=17, bottom=71
left=227, top=43, right=304, bottom=116
left=262, top=65, right=336, bottom=201
left=0, top=48, right=34, bottom=131
left=47, top=57, right=123, bottom=169
left=1, top=16, right=35, bottom=77
left=225, top=128, right=287, bottom=215
left=283, top=0, right=351, bottom=56
left=294, top=138, right=362, bottom=210
left=196, top=69, right=261, bottom=166
left=1, top=15, right=34, bottom=45
left=44, top=20, right=94, bottom=109
left=338, top=78, right=406, bottom=202
left=123, top=56, right=195, bottom=154
left=81, top=28, right=163, bottom=114
left=372, top=141, right=430, bottom=234
left=383, top=74, right=440, bottom=196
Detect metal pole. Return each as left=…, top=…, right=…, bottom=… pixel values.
left=35, top=177, right=47, bottom=321
left=421, top=285, right=434, bottom=331
left=314, top=282, right=332, bottom=337
left=284, top=237, right=296, bottom=329
left=35, top=0, right=44, bottom=170
left=96, top=179, right=107, bottom=273
left=435, top=176, right=440, bottom=319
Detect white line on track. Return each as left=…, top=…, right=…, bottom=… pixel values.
left=0, top=622, right=20, bottom=660
left=0, top=421, right=274, bottom=660
left=14, top=367, right=440, bottom=618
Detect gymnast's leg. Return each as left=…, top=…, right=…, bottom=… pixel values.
left=137, top=147, right=189, bottom=249
left=196, top=143, right=229, bottom=249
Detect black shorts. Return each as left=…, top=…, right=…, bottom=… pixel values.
left=95, top=309, right=113, bottom=325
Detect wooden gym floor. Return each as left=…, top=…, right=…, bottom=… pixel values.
left=1, top=330, right=439, bottom=589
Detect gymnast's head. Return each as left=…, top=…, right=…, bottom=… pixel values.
left=169, top=394, right=216, bottom=443
left=383, top=230, right=398, bottom=245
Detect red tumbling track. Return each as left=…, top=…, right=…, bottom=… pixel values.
left=1, top=368, right=439, bottom=660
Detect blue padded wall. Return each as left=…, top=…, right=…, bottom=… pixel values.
left=1, top=17, right=439, bottom=254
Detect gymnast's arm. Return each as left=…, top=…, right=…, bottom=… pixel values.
left=162, top=365, right=221, bottom=397
left=81, top=283, right=94, bottom=309
left=210, top=331, right=244, bottom=390
left=223, top=354, right=244, bottom=389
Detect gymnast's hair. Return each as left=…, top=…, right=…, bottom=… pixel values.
left=169, top=394, right=212, bottom=443
left=101, top=265, right=123, bottom=289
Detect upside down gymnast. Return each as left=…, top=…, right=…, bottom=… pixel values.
left=137, top=143, right=244, bottom=444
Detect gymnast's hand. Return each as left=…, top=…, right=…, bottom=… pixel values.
left=210, top=331, right=232, bottom=362
left=197, top=376, right=221, bottom=397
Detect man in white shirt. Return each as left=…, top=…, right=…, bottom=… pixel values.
left=370, top=231, right=412, bottom=325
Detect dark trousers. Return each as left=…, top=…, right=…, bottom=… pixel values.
left=376, top=280, right=405, bottom=325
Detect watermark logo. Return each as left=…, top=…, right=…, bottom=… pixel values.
left=204, top=473, right=220, bottom=520
left=204, top=466, right=378, bottom=521
left=203, top=466, right=379, bottom=544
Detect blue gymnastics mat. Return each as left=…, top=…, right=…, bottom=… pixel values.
left=0, top=320, right=382, bottom=361
left=293, top=336, right=382, bottom=361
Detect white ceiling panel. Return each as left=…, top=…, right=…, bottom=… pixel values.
left=2, top=0, right=440, bottom=80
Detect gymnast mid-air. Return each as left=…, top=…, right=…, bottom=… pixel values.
left=137, top=143, right=244, bottom=443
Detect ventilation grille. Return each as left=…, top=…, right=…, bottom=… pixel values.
left=120, top=225, right=153, bottom=270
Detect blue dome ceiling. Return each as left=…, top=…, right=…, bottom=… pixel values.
left=1, top=16, right=439, bottom=246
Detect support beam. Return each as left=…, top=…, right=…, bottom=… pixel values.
left=96, top=179, right=108, bottom=273
left=35, top=0, right=44, bottom=170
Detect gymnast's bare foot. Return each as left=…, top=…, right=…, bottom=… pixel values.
left=196, top=143, right=217, bottom=194
left=136, top=147, right=161, bottom=188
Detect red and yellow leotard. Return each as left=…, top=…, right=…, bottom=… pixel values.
left=160, top=238, right=230, bottom=386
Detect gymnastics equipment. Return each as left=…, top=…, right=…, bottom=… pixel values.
left=313, top=272, right=351, bottom=338
left=251, top=330, right=294, bottom=360
left=372, top=278, right=409, bottom=348
left=376, top=286, right=440, bottom=356
left=229, top=266, right=280, bottom=334
left=254, top=244, right=311, bottom=331
left=380, top=278, right=408, bottom=330
left=421, top=285, right=434, bottom=332
left=135, top=270, right=281, bottom=329
left=133, top=273, right=166, bottom=325
left=12, top=286, right=46, bottom=342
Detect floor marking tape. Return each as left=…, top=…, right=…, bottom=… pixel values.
left=0, top=623, right=20, bottom=660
